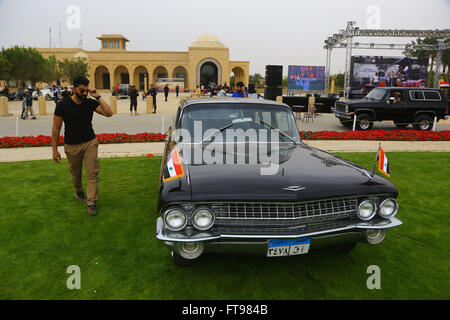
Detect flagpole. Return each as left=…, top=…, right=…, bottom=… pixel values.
left=371, top=143, right=381, bottom=178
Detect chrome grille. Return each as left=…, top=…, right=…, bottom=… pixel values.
left=335, top=102, right=347, bottom=113
left=211, top=197, right=358, bottom=228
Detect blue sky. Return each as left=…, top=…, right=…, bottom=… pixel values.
left=0, top=0, right=449, bottom=75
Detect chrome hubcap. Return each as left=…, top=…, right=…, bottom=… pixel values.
left=360, top=120, right=370, bottom=129
left=420, top=120, right=430, bottom=130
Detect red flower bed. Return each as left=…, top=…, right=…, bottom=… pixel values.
left=0, top=133, right=167, bottom=149
left=1, top=130, right=449, bottom=149
left=300, top=130, right=450, bottom=141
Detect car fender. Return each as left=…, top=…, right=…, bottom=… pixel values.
left=355, top=108, right=376, bottom=120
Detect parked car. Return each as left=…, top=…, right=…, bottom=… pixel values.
left=32, top=87, right=55, bottom=101
left=334, top=87, right=449, bottom=130
left=8, top=89, right=25, bottom=101
left=156, top=97, right=402, bottom=266
left=112, top=84, right=130, bottom=99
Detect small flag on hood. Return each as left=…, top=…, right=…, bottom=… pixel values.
left=377, top=145, right=390, bottom=178
left=163, top=148, right=185, bottom=182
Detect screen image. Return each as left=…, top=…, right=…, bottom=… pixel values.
left=351, top=56, right=429, bottom=91
left=288, top=66, right=325, bottom=91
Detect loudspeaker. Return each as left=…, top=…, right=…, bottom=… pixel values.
left=265, top=65, right=283, bottom=86
left=248, top=83, right=256, bottom=94
left=264, top=86, right=283, bottom=101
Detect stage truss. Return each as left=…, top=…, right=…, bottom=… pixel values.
left=323, top=21, right=450, bottom=97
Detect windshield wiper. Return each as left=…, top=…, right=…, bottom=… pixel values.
left=259, top=120, right=299, bottom=145
left=200, top=122, right=235, bottom=149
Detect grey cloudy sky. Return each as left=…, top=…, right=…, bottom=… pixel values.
left=0, top=0, right=449, bottom=75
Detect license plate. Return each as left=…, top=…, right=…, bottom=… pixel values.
left=267, top=238, right=311, bottom=257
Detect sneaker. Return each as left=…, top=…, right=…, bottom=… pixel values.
left=88, top=205, right=97, bottom=216
left=75, top=191, right=87, bottom=203
left=31, top=117, right=37, bottom=120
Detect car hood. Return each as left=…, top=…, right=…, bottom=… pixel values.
left=183, top=144, right=397, bottom=202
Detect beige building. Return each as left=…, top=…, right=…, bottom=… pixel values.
left=37, top=34, right=249, bottom=91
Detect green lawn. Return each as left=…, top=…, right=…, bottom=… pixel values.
left=0, top=153, right=449, bottom=300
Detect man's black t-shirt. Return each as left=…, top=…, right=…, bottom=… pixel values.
left=54, top=97, right=100, bottom=145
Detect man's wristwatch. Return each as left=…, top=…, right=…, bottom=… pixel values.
left=95, top=95, right=101, bottom=100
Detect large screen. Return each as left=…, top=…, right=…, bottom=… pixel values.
left=288, top=66, right=325, bottom=91
left=351, top=56, right=429, bottom=90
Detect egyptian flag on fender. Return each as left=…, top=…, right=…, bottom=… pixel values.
left=377, top=145, right=391, bottom=178
left=163, top=148, right=185, bottom=182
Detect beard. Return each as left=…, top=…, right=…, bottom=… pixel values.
left=76, top=91, right=88, bottom=101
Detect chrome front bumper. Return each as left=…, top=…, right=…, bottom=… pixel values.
left=155, top=217, right=402, bottom=256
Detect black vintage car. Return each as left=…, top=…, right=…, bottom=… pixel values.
left=156, top=97, right=402, bottom=266
left=334, top=87, right=449, bottom=131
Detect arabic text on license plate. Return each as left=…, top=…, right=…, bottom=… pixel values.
left=267, top=238, right=311, bottom=257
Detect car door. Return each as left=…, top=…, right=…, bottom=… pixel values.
left=385, top=89, right=408, bottom=121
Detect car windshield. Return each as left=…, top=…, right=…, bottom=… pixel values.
left=179, top=103, right=301, bottom=144
left=365, top=88, right=387, bottom=100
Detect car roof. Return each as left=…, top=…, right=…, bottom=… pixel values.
left=180, top=97, right=291, bottom=110
left=376, top=87, right=441, bottom=91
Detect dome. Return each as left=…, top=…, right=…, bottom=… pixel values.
left=191, top=34, right=225, bottom=48
left=74, top=51, right=88, bottom=59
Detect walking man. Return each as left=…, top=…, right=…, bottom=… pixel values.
left=164, top=84, right=169, bottom=102
left=149, top=84, right=157, bottom=113
left=175, top=84, right=180, bottom=98
left=129, top=85, right=139, bottom=115
left=23, top=90, right=36, bottom=120
left=51, top=76, right=114, bottom=217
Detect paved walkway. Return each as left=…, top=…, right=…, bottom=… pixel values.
left=1, top=141, right=449, bottom=163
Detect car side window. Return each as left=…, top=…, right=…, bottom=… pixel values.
left=423, top=91, right=441, bottom=101
left=410, top=91, right=425, bottom=100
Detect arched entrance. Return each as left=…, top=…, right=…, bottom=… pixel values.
left=153, top=66, right=168, bottom=84
left=113, top=65, right=130, bottom=85
left=94, top=66, right=110, bottom=89
left=197, top=59, right=221, bottom=88
left=231, top=67, right=245, bottom=87
left=133, top=66, right=149, bottom=90
left=172, top=66, right=188, bottom=90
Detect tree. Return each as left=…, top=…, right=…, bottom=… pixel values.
left=58, top=58, right=89, bottom=84
left=0, top=52, right=12, bottom=82
left=331, top=73, right=345, bottom=91
left=1, top=46, right=47, bottom=87
left=40, top=55, right=60, bottom=85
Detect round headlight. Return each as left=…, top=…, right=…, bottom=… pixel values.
left=192, top=208, right=215, bottom=230
left=379, top=198, right=398, bottom=218
left=357, top=200, right=377, bottom=221
left=164, top=208, right=187, bottom=231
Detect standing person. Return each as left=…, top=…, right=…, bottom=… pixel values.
left=373, top=72, right=379, bottom=87
left=129, top=85, right=139, bottom=115
left=232, top=82, right=248, bottom=98
left=164, top=84, right=169, bottom=102
left=195, top=85, right=201, bottom=97
left=175, top=84, right=180, bottom=98
left=51, top=76, right=114, bottom=217
left=150, top=84, right=157, bottom=113
left=52, top=85, right=59, bottom=104
left=61, top=87, right=71, bottom=100
left=21, top=92, right=27, bottom=119
left=24, top=90, right=36, bottom=120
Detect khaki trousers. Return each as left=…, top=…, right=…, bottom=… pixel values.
left=64, top=138, right=100, bottom=206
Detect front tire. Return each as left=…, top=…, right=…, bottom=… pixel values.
left=356, top=113, right=374, bottom=131
left=171, top=251, right=197, bottom=267
left=413, top=114, right=433, bottom=131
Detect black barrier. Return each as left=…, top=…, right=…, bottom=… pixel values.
left=282, top=96, right=337, bottom=113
